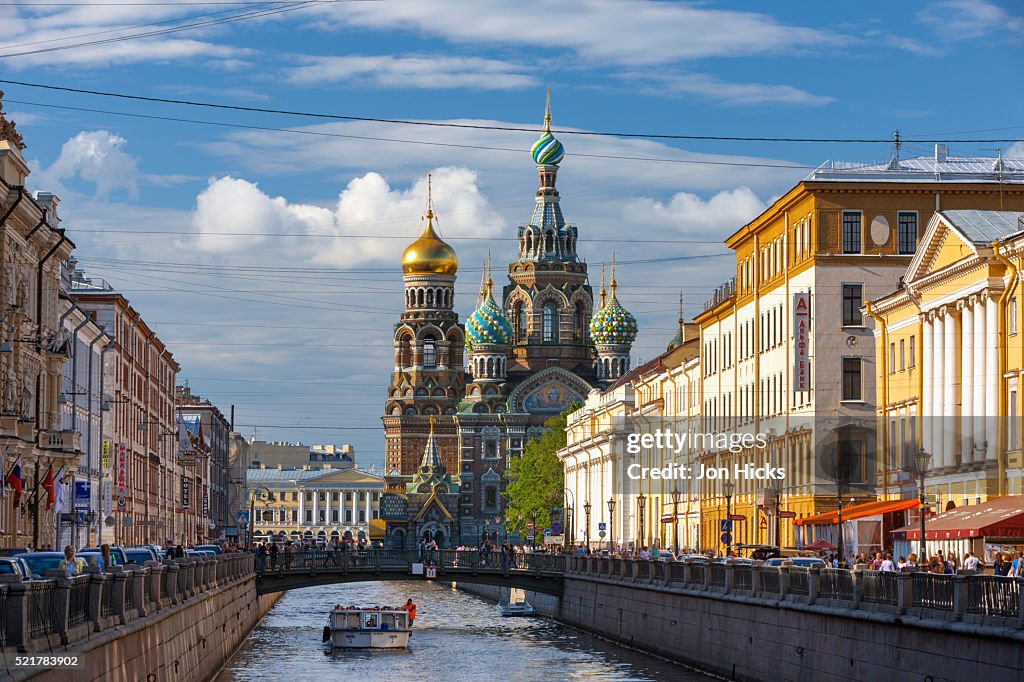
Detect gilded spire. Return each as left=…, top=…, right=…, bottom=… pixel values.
left=543, top=87, right=552, bottom=133
left=599, top=262, right=607, bottom=308
left=425, top=172, right=434, bottom=222
left=485, top=251, right=494, bottom=297
left=610, top=252, right=618, bottom=298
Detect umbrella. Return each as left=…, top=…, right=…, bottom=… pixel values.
left=806, top=539, right=838, bottom=551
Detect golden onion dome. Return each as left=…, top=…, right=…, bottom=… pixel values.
left=401, top=211, right=458, bottom=276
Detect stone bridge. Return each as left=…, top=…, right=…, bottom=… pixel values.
left=254, top=549, right=567, bottom=596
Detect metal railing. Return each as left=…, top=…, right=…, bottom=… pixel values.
left=68, top=577, right=91, bottom=627
left=859, top=570, right=899, bottom=606
left=27, top=584, right=55, bottom=639
left=820, top=568, right=854, bottom=601
left=258, top=549, right=567, bottom=576
left=967, top=575, right=1020, bottom=618
left=912, top=573, right=954, bottom=611
left=787, top=567, right=809, bottom=596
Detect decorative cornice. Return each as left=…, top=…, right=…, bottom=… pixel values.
left=0, top=92, right=25, bottom=151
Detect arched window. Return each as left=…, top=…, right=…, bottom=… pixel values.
left=543, top=303, right=557, bottom=342
left=514, top=302, right=526, bottom=341
left=417, top=289, right=424, bottom=307
left=525, top=231, right=533, bottom=254
left=426, top=289, right=434, bottom=307
left=423, top=340, right=437, bottom=368
left=544, top=231, right=554, bottom=253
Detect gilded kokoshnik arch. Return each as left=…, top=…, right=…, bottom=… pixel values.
left=381, top=93, right=639, bottom=548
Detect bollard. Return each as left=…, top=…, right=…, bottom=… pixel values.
left=807, top=566, right=821, bottom=605
left=896, top=572, right=913, bottom=615
left=779, top=566, right=791, bottom=599
left=164, top=563, right=180, bottom=606
left=4, top=582, right=32, bottom=652
left=111, top=572, right=128, bottom=625
left=751, top=565, right=763, bottom=596
left=724, top=563, right=735, bottom=594
left=951, top=574, right=969, bottom=620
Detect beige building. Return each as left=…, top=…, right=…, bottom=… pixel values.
left=0, top=96, right=80, bottom=550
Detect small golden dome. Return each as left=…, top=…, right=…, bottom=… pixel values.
left=401, top=211, right=458, bottom=276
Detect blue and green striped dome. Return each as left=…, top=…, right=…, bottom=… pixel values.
left=590, top=292, right=637, bottom=346
left=466, top=292, right=513, bottom=349
left=531, top=131, right=565, bottom=166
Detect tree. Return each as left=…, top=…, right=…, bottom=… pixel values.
left=503, top=403, right=580, bottom=539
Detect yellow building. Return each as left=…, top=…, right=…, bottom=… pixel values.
left=694, top=149, right=1024, bottom=555
left=868, top=209, right=1024, bottom=508
left=246, top=464, right=384, bottom=544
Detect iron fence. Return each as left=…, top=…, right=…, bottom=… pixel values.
left=967, top=575, right=1020, bottom=618
left=820, top=568, right=855, bottom=601
left=787, top=567, right=810, bottom=596
left=68, top=577, right=91, bottom=627
left=859, top=571, right=899, bottom=605
left=912, top=573, right=954, bottom=611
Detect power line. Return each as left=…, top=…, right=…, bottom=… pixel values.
left=3, top=98, right=815, bottom=171
left=3, top=79, right=1022, bottom=143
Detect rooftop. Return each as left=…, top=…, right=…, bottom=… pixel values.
left=941, top=210, right=1024, bottom=246
left=806, top=146, right=1024, bottom=184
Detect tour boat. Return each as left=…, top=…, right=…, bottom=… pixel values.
left=497, top=598, right=535, bottom=617
left=325, top=606, right=411, bottom=649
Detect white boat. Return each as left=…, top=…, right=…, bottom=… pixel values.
left=326, top=606, right=411, bottom=649
left=497, top=599, right=535, bottom=617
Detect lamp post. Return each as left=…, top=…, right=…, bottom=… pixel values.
left=671, top=486, right=681, bottom=554
left=832, top=464, right=845, bottom=567
left=530, top=511, right=537, bottom=550
left=723, top=480, right=735, bottom=556
left=637, top=493, right=646, bottom=553
left=562, top=487, right=575, bottom=553
left=247, top=486, right=275, bottom=549
left=607, top=497, right=616, bottom=553
left=583, top=500, right=591, bottom=551
left=913, top=448, right=932, bottom=566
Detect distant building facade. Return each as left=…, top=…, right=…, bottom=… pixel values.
left=176, top=384, right=231, bottom=540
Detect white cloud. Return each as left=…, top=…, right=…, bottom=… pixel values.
left=918, top=0, right=1024, bottom=40
left=1008, top=142, right=1024, bottom=158
left=621, top=187, right=765, bottom=238
left=313, top=0, right=837, bottom=66
left=627, top=72, right=834, bottom=107
left=189, top=167, right=505, bottom=268
left=32, top=130, right=140, bottom=199
left=288, top=54, right=537, bottom=90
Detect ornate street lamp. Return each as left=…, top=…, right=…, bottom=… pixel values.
left=637, top=493, right=646, bottom=552
left=583, top=500, right=592, bottom=550
left=913, top=448, right=932, bottom=566
left=607, top=497, right=616, bottom=553
left=723, top=480, right=735, bottom=556
left=671, top=486, right=681, bottom=555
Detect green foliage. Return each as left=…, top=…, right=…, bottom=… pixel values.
left=503, top=402, right=581, bottom=538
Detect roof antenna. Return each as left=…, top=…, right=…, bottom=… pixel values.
left=887, top=130, right=901, bottom=170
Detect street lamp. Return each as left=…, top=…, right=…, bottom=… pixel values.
left=832, top=463, right=846, bottom=567
left=247, top=487, right=275, bottom=549
left=607, top=497, right=616, bottom=553
left=583, top=500, right=592, bottom=551
left=723, top=480, right=735, bottom=556
left=637, top=493, right=646, bottom=553
left=913, top=447, right=932, bottom=566
left=671, top=486, right=681, bottom=555
left=562, top=487, right=575, bottom=551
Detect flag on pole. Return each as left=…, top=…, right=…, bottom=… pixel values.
left=42, top=465, right=55, bottom=510
left=53, top=467, right=65, bottom=516
left=5, top=460, right=22, bottom=509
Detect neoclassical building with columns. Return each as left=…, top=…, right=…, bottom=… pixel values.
left=870, top=209, right=1024, bottom=506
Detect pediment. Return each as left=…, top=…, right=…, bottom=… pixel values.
left=905, top=213, right=981, bottom=286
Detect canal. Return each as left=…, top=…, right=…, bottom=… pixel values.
left=216, top=581, right=715, bottom=681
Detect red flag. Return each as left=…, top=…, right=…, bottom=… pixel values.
left=5, top=461, right=22, bottom=509
left=42, top=465, right=55, bottom=511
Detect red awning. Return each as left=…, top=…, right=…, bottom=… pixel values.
left=794, top=498, right=919, bottom=526
left=891, top=495, right=1024, bottom=541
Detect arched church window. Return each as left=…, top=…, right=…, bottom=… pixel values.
left=426, top=289, right=434, bottom=307
left=543, top=303, right=557, bottom=342
left=544, top=231, right=554, bottom=253
left=514, top=302, right=526, bottom=341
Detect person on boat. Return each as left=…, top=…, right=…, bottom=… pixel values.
left=403, top=598, right=417, bottom=626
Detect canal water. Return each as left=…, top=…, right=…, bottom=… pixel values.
left=216, top=581, right=715, bottom=681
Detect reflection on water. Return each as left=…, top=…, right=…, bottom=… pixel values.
left=217, top=581, right=714, bottom=681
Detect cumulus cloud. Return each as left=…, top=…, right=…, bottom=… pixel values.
left=287, top=54, right=537, bottom=90
left=621, top=187, right=765, bottom=238
left=32, top=130, right=140, bottom=199
left=1007, top=142, right=1024, bottom=158
left=189, top=167, right=505, bottom=267
left=917, top=0, right=1024, bottom=40
left=627, top=72, right=833, bottom=107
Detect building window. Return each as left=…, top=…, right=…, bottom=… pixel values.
left=372, top=491, right=379, bottom=501
left=305, top=509, right=312, bottom=523
left=359, top=510, right=366, bottom=523
left=897, top=212, right=918, bottom=255
left=899, top=339, right=905, bottom=371
left=332, top=511, right=338, bottom=523
left=842, top=357, right=862, bottom=401
left=889, top=343, right=896, bottom=373
left=909, top=336, right=916, bottom=368
left=1012, top=297, right=1018, bottom=335
left=423, top=340, right=437, bottom=368
left=305, top=491, right=312, bottom=501
left=484, top=486, right=498, bottom=509
left=359, top=491, right=366, bottom=501
left=543, top=303, right=557, bottom=342
left=842, top=284, right=863, bottom=326
left=1010, top=390, right=1019, bottom=451
left=345, top=492, right=352, bottom=501
left=345, top=510, right=352, bottom=523
left=842, top=211, right=862, bottom=254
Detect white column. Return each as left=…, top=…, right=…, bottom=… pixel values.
left=298, top=489, right=305, bottom=526
left=932, top=312, right=945, bottom=466
left=922, top=315, right=933, bottom=455
left=350, top=490, right=357, bottom=528
left=986, top=294, right=999, bottom=460
left=961, top=301, right=974, bottom=465
left=365, top=491, right=372, bottom=526
left=312, top=490, right=319, bottom=527
left=974, top=296, right=987, bottom=462
left=943, top=309, right=957, bottom=469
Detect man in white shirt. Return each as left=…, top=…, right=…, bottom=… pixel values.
left=879, top=554, right=896, bottom=572
left=963, top=552, right=981, bottom=572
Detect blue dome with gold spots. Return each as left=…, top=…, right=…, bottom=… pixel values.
left=466, top=289, right=512, bottom=349
left=590, top=286, right=637, bottom=346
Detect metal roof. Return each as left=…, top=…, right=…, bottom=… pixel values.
left=806, top=151, right=1024, bottom=184
left=942, top=210, right=1024, bottom=245
left=246, top=467, right=384, bottom=485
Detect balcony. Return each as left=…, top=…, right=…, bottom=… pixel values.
left=38, top=429, right=82, bottom=453
left=0, top=414, right=37, bottom=442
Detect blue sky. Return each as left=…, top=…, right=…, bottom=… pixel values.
left=1, top=0, right=1022, bottom=468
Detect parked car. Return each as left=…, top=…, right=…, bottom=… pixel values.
left=77, top=550, right=125, bottom=570
left=678, top=554, right=712, bottom=563
left=19, top=552, right=68, bottom=578
left=711, top=557, right=754, bottom=565
left=195, top=544, right=223, bottom=555
left=83, top=546, right=128, bottom=566
left=125, top=547, right=159, bottom=564
left=194, top=550, right=216, bottom=557
left=184, top=549, right=211, bottom=558
left=0, top=557, right=28, bottom=579
left=763, top=557, right=826, bottom=568
left=0, top=547, right=31, bottom=557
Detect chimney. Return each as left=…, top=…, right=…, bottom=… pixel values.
left=35, top=192, right=61, bottom=227
left=934, top=144, right=949, bottom=163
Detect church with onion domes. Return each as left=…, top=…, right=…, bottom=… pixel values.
left=380, top=95, right=638, bottom=548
